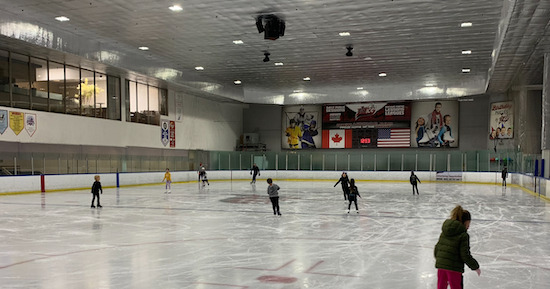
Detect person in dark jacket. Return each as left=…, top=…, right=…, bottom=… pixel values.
left=91, top=175, right=103, bottom=208
left=347, top=179, right=361, bottom=214
left=250, top=163, right=260, bottom=184
left=334, top=172, right=350, bottom=200
left=434, top=205, right=481, bottom=289
left=267, top=178, right=281, bottom=216
left=501, top=167, right=508, bottom=187
left=410, top=171, right=421, bottom=195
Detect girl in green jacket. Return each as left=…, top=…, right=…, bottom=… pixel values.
left=434, top=205, right=481, bottom=289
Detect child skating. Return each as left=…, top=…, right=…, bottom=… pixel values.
left=334, top=172, right=350, bottom=201
left=267, top=178, right=281, bottom=216
left=347, top=179, right=361, bottom=214
left=201, top=172, right=210, bottom=187
left=91, top=175, right=103, bottom=208
left=410, top=170, right=421, bottom=195
left=163, top=168, right=172, bottom=193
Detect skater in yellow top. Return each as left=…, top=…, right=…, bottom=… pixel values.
left=163, top=168, right=172, bottom=193
left=285, top=119, right=302, bottom=149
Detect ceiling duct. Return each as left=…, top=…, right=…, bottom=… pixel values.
left=256, top=14, right=285, bottom=40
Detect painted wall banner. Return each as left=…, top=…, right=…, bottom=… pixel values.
left=9, top=111, right=24, bottom=135
left=25, top=113, right=37, bottom=137
left=0, top=109, right=8, bottom=134
left=410, top=100, right=459, bottom=148
left=175, top=93, right=184, bottom=122
left=490, top=101, right=513, bottom=139
left=161, top=120, right=169, bottom=146
left=169, top=121, right=176, bottom=148
left=281, top=105, right=322, bottom=149
left=436, top=171, right=463, bottom=181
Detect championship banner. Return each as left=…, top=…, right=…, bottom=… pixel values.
left=169, top=121, right=176, bottom=148
left=322, top=129, right=352, bottom=148
left=25, top=113, right=37, bottom=137
left=9, top=111, right=24, bottom=135
left=161, top=120, right=169, bottom=146
left=0, top=109, right=7, bottom=134
left=490, top=101, right=513, bottom=139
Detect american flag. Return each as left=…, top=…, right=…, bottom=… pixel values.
left=377, top=128, right=411, bottom=147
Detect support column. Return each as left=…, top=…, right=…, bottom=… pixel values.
left=542, top=53, right=550, bottom=178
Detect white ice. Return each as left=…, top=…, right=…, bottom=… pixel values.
left=1, top=179, right=549, bottom=289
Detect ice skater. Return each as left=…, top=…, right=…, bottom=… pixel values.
left=250, top=163, right=260, bottom=184
left=334, top=172, right=350, bottom=200
left=198, top=164, right=206, bottom=183
left=410, top=170, right=421, bottom=195
left=163, top=168, right=172, bottom=193
left=91, top=175, right=103, bottom=208
left=347, top=179, right=361, bottom=214
left=201, top=172, right=210, bottom=186
left=434, top=205, right=481, bottom=289
left=501, top=167, right=508, bottom=187
left=267, top=178, right=281, bottom=216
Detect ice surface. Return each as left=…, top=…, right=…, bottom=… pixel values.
left=1, top=179, right=549, bottom=289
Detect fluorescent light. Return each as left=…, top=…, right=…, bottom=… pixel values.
left=232, top=40, right=244, bottom=44
left=462, top=68, right=471, bottom=73
left=378, top=73, right=387, bottom=77
left=274, top=62, right=284, bottom=66
left=462, top=50, right=472, bottom=55
left=357, top=87, right=364, bottom=90
left=303, top=77, right=311, bottom=81
left=425, top=83, right=435, bottom=87
left=234, top=80, right=242, bottom=85
left=195, top=66, right=204, bottom=70
left=55, top=16, right=70, bottom=22
left=138, top=46, right=149, bottom=50
left=339, top=32, right=351, bottom=36
left=363, top=57, right=372, bottom=61
left=461, top=22, right=473, bottom=27
left=169, top=5, right=183, bottom=11
left=293, top=90, right=302, bottom=93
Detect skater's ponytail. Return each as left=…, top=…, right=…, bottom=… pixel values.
left=450, top=205, right=471, bottom=224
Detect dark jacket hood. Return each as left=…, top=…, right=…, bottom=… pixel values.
left=441, top=219, right=466, bottom=237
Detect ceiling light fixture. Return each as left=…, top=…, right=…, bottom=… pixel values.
left=460, top=22, right=473, bottom=27
left=263, top=52, right=270, bottom=62
left=462, top=50, right=472, bottom=54
left=346, top=46, right=353, bottom=57
left=55, top=16, right=70, bottom=22
left=169, top=5, right=183, bottom=12
left=195, top=66, right=204, bottom=70
left=357, top=87, right=364, bottom=90
left=378, top=73, right=387, bottom=77
left=233, top=40, right=244, bottom=44
left=303, top=77, right=311, bottom=81
left=138, top=46, right=149, bottom=51
left=462, top=68, right=471, bottom=73
left=274, top=62, right=284, bottom=66
left=339, top=32, right=351, bottom=36
left=234, top=80, right=242, bottom=85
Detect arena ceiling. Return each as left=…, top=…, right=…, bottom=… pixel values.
left=0, top=0, right=549, bottom=104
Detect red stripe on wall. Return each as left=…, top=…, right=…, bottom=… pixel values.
left=322, top=130, right=330, bottom=148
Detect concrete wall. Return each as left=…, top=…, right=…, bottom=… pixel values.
left=0, top=93, right=243, bottom=151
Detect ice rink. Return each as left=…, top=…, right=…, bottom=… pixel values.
left=1, top=179, right=549, bottom=289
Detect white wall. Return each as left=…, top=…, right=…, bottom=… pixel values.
left=2, top=171, right=544, bottom=196
left=0, top=94, right=243, bottom=151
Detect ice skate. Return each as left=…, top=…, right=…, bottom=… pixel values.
left=443, top=131, right=455, bottom=142
left=418, top=132, right=430, bottom=143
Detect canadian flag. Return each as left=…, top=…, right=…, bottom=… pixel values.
left=322, top=129, right=352, bottom=148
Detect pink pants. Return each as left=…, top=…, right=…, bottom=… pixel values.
left=437, top=269, right=463, bottom=289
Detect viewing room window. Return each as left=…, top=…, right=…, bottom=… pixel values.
left=127, top=80, right=166, bottom=125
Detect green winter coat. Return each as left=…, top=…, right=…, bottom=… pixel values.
left=434, top=219, right=479, bottom=273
